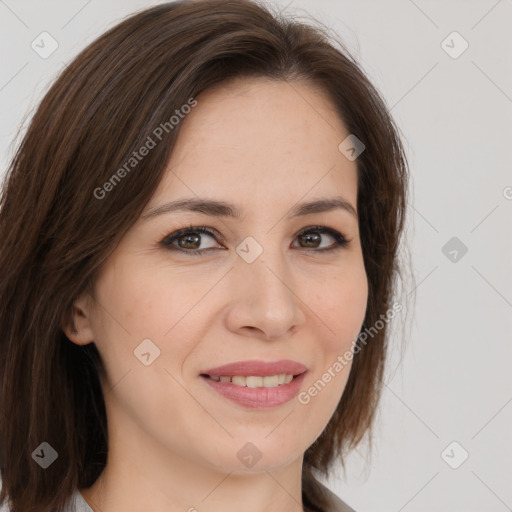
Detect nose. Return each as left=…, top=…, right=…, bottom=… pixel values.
left=224, top=247, right=306, bottom=340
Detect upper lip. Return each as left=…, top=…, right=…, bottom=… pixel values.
left=201, top=359, right=308, bottom=377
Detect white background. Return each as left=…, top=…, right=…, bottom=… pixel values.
left=1, top=1, right=511, bottom=511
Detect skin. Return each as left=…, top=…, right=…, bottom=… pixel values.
left=64, top=76, right=368, bottom=512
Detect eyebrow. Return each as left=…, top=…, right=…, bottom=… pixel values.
left=141, top=196, right=357, bottom=221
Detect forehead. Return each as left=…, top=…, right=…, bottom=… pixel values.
left=151, top=77, right=358, bottom=211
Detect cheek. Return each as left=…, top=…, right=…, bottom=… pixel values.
left=92, top=266, right=214, bottom=391
left=89, top=269, right=203, bottom=440
left=316, top=266, right=368, bottom=348
left=87, top=265, right=170, bottom=378
left=303, top=270, right=367, bottom=419
left=94, top=259, right=191, bottom=338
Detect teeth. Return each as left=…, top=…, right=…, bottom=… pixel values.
left=262, top=375, right=278, bottom=387
left=232, top=375, right=247, bottom=386
left=208, top=373, right=295, bottom=387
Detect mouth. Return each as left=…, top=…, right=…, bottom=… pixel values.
left=200, top=372, right=302, bottom=388
left=199, top=359, right=308, bottom=408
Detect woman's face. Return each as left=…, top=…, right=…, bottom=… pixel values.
left=71, top=77, right=368, bottom=476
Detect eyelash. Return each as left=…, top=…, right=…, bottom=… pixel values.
left=160, top=224, right=350, bottom=256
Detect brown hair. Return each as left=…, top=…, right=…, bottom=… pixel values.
left=0, top=0, right=409, bottom=510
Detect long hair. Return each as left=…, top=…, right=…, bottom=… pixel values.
left=0, top=1, right=409, bottom=510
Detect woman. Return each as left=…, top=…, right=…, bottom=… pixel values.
left=0, top=0, right=409, bottom=510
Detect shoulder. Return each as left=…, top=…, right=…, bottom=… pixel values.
left=314, top=478, right=357, bottom=512
left=72, top=490, right=94, bottom=512
left=303, top=470, right=357, bottom=512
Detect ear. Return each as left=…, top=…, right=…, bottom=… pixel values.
left=61, top=291, right=95, bottom=346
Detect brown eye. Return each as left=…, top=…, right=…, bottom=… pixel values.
left=176, top=232, right=202, bottom=250
left=161, top=225, right=349, bottom=256
left=297, top=231, right=323, bottom=248
left=293, top=226, right=349, bottom=251
left=162, top=226, right=222, bottom=254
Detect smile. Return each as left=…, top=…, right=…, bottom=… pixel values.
left=202, top=373, right=296, bottom=387
left=199, top=360, right=308, bottom=408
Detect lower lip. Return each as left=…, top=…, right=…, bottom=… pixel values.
left=200, top=372, right=307, bottom=409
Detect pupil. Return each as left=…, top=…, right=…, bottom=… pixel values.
left=180, top=234, right=200, bottom=249
left=301, top=232, right=320, bottom=248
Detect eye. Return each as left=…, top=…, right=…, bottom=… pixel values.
left=160, top=224, right=350, bottom=255
left=161, top=225, right=223, bottom=255
left=292, top=225, right=349, bottom=252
